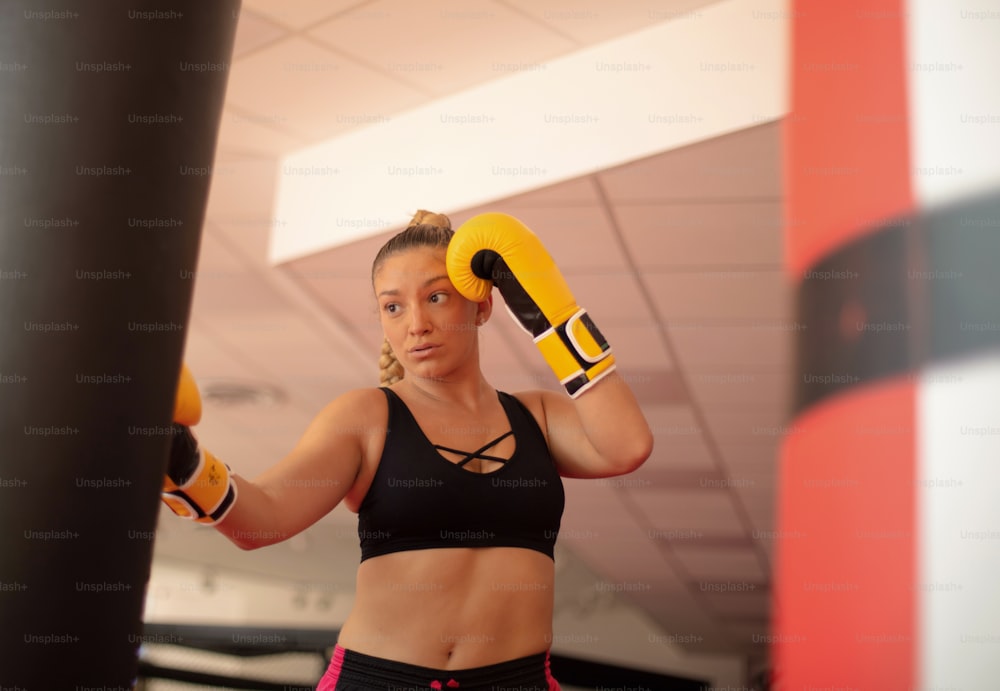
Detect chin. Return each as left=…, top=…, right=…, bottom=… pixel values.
left=410, top=364, right=454, bottom=383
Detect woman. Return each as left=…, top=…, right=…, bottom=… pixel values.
left=165, top=210, right=653, bottom=690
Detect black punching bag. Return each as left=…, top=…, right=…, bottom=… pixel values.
left=0, top=2, right=239, bottom=686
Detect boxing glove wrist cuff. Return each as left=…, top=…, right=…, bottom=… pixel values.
left=162, top=447, right=238, bottom=526
left=534, top=307, right=616, bottom=398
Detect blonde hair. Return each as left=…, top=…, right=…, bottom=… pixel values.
left=374, top=210, right=454, bottom=386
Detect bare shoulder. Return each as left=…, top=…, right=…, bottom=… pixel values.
left=329, top=388, right=390, bottom=512
left=314, top=387, right=386, bottom=419
left=510, top=387, right=626, bottom=479
left=509, top=389, right=552, bottom=439
left=310, top=387, right=388, bottom=437
left=509, top=389, right=546, bottom=410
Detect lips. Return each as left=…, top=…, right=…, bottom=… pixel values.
left=408, top=343, right=440, bottom=355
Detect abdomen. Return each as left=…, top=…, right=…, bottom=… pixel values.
left=339, top=547, right=555, bottom=669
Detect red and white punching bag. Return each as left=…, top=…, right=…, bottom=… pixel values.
left=775, top=0, right=1000, bottom=687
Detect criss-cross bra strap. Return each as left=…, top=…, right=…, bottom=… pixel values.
left=434, top=430, right=514, bottom=467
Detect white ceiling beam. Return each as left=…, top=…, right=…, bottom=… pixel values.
left=269, top=0, right=788, bottom=264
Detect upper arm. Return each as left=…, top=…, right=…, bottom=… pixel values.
left=245, top=388, right=383, bottom=538
left=520, top=389, right=637, bottom=479
left=517, top=373, right=654, bottom=479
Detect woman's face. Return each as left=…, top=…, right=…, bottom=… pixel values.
left=374, top=246, right=489, bottom=382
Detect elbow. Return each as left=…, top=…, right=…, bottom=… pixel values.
left=232, top=537, right=262, bottom=551
left=227, top=526, right=289, bottom=551
left=222, top=527, right=262, bottom=551
left=609, top=431, right=654, bottom=476
left=217, top=515, right=273, bottom=551
left=229, top=533, right=279, bottom=551
left=629, top=433, right=654, bottom=473
left=616, top=415, right=654, bottom=474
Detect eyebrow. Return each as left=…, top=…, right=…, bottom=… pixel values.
left=376, top=274, right=451, bottom=298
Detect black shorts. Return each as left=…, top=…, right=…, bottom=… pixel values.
left=316, top=645, right=561, bottom=691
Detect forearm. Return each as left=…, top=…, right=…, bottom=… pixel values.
left=212, top=442, right=356, bottom=550
left=166, top=368, right=359, bottom=549
left=212, top=475, right=288, bottom=550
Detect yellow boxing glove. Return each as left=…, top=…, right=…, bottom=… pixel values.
left=447, top=212, right=616, bottom=397
left=173, top=363, right=202, bottom=426
left=162, top=365, right=237, bottom=525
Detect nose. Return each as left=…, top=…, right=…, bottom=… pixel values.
left=408, top=302, right=431, bottom=335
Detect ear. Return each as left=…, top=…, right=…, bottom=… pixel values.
left=475, top=294, right=493, bottom=326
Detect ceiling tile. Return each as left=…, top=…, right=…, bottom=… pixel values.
left=629, top=590, right=742, bottom=653
left=203, top=156, right=280, bottom=230
left=683, top=362, right=788, bottom=408
left=213, top=310, right=371, bottom=379
left=733, top=486, right=777, bottom=517
left=288, top=229, right=396, bottom=281
left=747, top=505, right=781, bottom=559
left=697, top=589, right=770, bottom=619
left=672, top=545, right=767, bottom=582
left=631, top=489, right=748, bottom=536
left=490, top=176, right=600, bottom=208
left=638, top=404, right=716, bottom=472
left=188, top=308, right=373, bottom=408
left=666, top=321, right=794, bottom=367
left=556, top=522, right=720, bottom=641
left=190, top=265, right=287, bottom=316
left=292, top=275, right=382, bottom=347
left=629, top=469, right=766, bottom=502
left=619, top=369, right=685, bottom=407
left=603, top=323, right=674, bottom=370
left=562, top=481, right=647, bottom=528
left=233, top=9, right=288, bottom=57
left=598, top=122, right=781, bottom=202
left=616, top=201, right=783, bottom=269
left=701, top=406, right=793, bottom=445
left=225, top=37, right=427, bottom=140
left=645, top=269, right=788, bottom=321
left=643, top=403, right=704, bottom=439
left=241, top=0, right=366, bottom=29
left=215, top=107, right=307, bottom=157
left=308, top=0, right=579, bottom=95
left=182, top=315, right=265, bottom=382
left=716, top=440, right=783, bottom=473
left=564, top=272, right=651, bottom=325
left=503, top=0, right=718, bottom=44
left=185, top=399, right=315, bottom=481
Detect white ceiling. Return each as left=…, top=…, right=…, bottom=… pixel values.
left=154, top=0, right=790, bottom=668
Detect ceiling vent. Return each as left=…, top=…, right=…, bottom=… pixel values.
left=200, top=379, right=286, bottom=408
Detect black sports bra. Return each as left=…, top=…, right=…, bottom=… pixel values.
left=357, top=388, right=565, bottom=561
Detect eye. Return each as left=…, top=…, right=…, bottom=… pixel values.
left=429, top=291, right=448, bottom=304
left=383, top=302, right=400, bottom=314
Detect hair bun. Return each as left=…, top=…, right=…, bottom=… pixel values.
left=408, top=209, right=452, bottom=230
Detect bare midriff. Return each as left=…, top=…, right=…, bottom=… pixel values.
left=337, top=546, right=555, bottom=670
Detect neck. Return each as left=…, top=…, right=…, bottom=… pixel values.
left=403, top=372, right=494, bottom=411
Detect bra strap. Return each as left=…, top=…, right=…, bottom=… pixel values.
left=434, top=430, right=514, bottom=467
